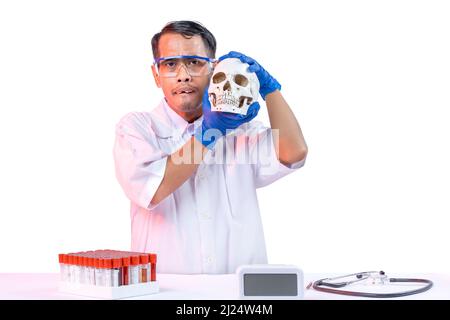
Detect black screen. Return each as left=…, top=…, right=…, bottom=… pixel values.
left=243, top=273, right=298, bottom=296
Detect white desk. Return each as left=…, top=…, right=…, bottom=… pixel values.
left=0, top=273, right=449, bottom=300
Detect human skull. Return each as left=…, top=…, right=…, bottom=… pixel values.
left=208, top=58, right=260, bottom=115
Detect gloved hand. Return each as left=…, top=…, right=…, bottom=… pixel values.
left=219, top=51, right=281, bottom=100
left=194, top=90, right=260, bottom=149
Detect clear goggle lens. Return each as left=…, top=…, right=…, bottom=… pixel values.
left=154, top=55, right=216, bottom=78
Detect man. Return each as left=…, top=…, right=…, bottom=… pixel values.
left=113, top=21, right=308, bottom=274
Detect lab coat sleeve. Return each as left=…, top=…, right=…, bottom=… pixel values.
left=248, top=122, right=306, bottom=189
left=113, top=112, right=168, bottom=210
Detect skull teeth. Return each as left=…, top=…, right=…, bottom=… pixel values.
left=213, top=92, right=254, bottom=109
left=239, top=96, right=253, bottom=108
left=215, top=92, right=239, bottom=107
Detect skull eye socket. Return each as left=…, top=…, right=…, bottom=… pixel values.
left=233, top=74, right=249, bottom=87
left=212, top=72, right=226, bottom=84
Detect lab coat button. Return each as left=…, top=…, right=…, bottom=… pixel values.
left=200, top=211, right=211, bottom=219
left=205, top=256, right=213, bottom=264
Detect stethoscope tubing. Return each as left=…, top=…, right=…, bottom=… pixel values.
left=311, top=277, right=433, bottom=298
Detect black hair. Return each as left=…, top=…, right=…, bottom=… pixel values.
left=151, top=20, right=217, bottom=60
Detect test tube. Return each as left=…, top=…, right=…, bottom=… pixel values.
left=104, top=259, right=113, bottom=287
left=88, top=257, right=96, bottom=285
left=80, top=255, right=86, bottom=283
left=85, top=256, right=90, bottom=285
left=112, top=258, right=122, bottom=287
left=58, top=254, right=67, bottom=282
left=73, top=255, right=81, bottom=284
left=79, top=255, right=86, bottom=284
left=67, top=255, right=74, bottom=282
left=94, top=258, right=104, bottom=286
left=122, top=256, right=130, bottom=286
left=64, top=254, right=71, bottom=281
left=130, top=256, right=140, bottom=285
left=150, top=254, right=157, bottom=281
left=139, top=254, right=150, bottom=283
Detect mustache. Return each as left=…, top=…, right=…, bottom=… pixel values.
left=172, top=86, right=197, bottom=94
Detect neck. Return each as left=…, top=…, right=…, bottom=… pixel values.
left=165, top=99, right=203, bottom=123
left=186, top=111, right=203, bottom=123
left=175, top=109, right=202, bottom=123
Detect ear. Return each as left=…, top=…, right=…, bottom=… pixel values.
left=151, top=64, right=162, bottom=88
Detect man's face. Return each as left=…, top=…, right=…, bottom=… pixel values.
left=152, top=33, right=212, bottom=122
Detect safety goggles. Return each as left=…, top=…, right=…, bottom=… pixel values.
left=154, top=55, right=217, bottom=78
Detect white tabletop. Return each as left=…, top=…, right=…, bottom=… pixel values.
left=0, top=273, right=448, bottom=300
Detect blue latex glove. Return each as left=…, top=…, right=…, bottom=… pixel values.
left=194, top=90, right=260, bottom=149
left=219, top=51, right=281, bottom=100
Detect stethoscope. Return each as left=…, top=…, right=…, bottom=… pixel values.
left=307, top=271, right=433, bottom=298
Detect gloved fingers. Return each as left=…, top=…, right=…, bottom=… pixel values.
left=237, top=56, right=255, bottom=65
left=234, top=54, right=255, bottom=66
left=220, top=51, right=256, bottom=65
left=218, top=51, right=244, bottom=61
left=223, top=52, right=261, bottom=73
left=228, top=50, right=245, bottom=56
left=225, top=51, right=247, bottom=60
left=219, top=111, right=246, bottom=121
left=202, top=90, right=212, bottom=111
left=218, top=53, right=232, bottom=62
left=247, top=64, right=261, bottom=73
left=246, top=102, right=261, bottom=119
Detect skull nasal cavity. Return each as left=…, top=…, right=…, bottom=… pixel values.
left=223, top=81, right=231, bottom=91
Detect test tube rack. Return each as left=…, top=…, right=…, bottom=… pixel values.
left=58, top=250, right=159, bottom=299
left=58, top=279, right=159, bottom=299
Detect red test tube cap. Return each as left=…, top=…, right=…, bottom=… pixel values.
left=112, top=258, right=122, bottom=268
left=103, top=259, right=112, bottom=269
left=140, top=255, right=149, bottom=264
left=122, top=256, right=130, bottom=267
left=131, top=256, right=140, bottom=266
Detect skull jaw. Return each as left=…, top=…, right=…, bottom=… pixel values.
left=209, top=92, right=252, bottom=116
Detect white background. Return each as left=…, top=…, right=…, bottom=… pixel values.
left=0, top=0, right=449, bottom=273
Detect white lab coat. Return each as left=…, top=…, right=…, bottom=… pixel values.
left=113, top=99, right=306, bottom=274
